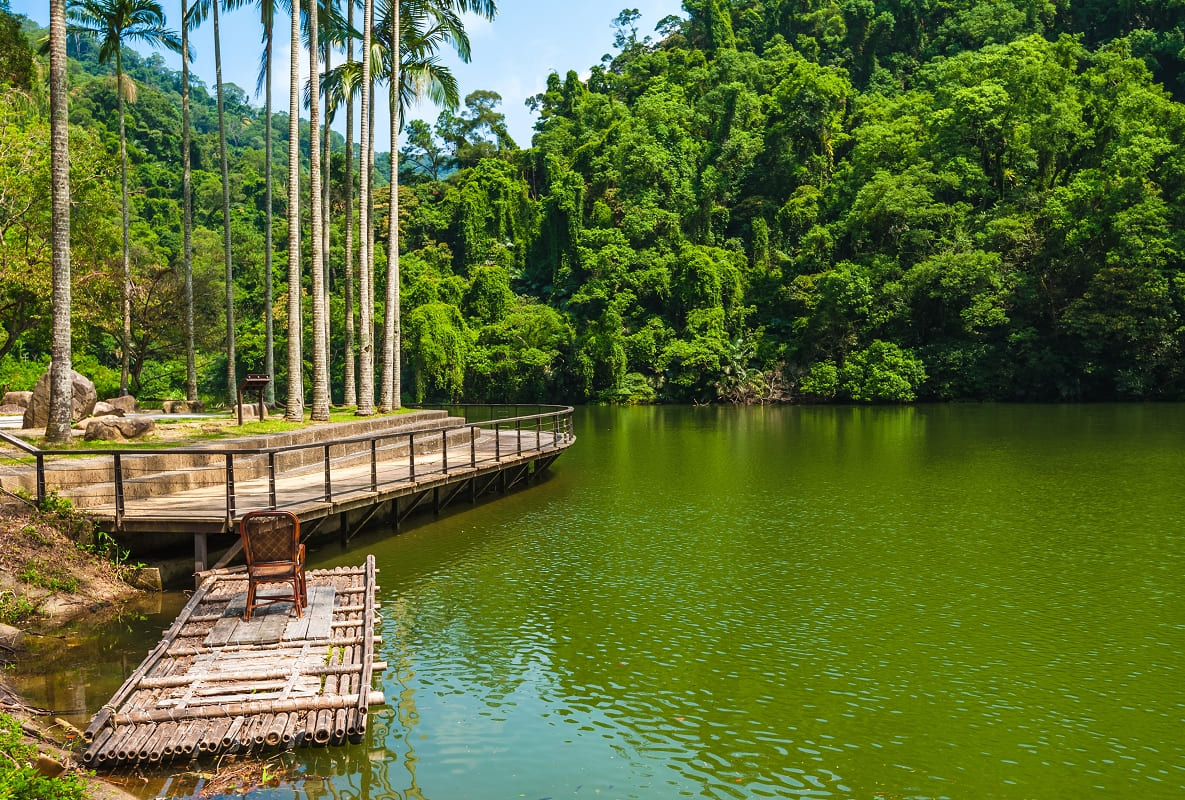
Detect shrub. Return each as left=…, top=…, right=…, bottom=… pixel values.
left=0, top=713, right=87, bottom=800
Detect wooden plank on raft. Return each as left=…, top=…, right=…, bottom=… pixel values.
left=284, top=586, right=334, bottom=641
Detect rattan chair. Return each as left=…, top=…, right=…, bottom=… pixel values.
left=240, top=510, right=307, bottom=621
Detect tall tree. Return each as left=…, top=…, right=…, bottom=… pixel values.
left=66, top=0, right=180, bottom=397
left=46, top=0, right=72, bottom=443
left=356, top=0, right=374, bottom=415
left=181, top=0, right=196, bottom=402
left=309, top=0, right=330, bottom=421
left=379, top=0, right=398, bottom=411
left=188, top=0, right=235, bottom=402
left=343, top=0, right=357, bottom=406
left=252, top=0, right=280, bottom=406
left=284, top=0, right=302, bottom=420
left=376, top=0, right=496, bottom=410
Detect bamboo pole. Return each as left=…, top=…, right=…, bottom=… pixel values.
left=163, top=721, right=189, bottom=757
left=180, top=720, right=208, bottom=755
left=163, top=634, right=378, bottom=658
left=265, top=713, right=287, bottom=746
left=86, top=577, right=218, bottom=741
left=356, top=555, right=377, bottom=718
left=281, top=711, right=299, bottom=745
left=82, top=727, right=113, bottom=764
left=252, top=713, right=274, bottom=746
left=221, top=716, right=244, bottom=748
left=137, top=661, right=377, bottom=689
left=313, top=709, right=332, bottom=744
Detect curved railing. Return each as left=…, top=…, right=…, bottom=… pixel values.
left=0, top=404, right=574, bottom=528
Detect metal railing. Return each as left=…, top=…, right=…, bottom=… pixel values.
left=0, top=404, right=574, bottom=527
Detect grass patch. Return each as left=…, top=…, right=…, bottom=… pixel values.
left=0, top=592, right=36, bottom=625
left=0, top=713, right=87, bottom=800
left=19, top=560, right=79, bottom=594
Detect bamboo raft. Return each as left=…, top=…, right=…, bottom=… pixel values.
left=81, top=556, right=384, bottom=768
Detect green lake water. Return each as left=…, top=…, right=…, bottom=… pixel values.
left=16, top=404, right=1185, bottom=798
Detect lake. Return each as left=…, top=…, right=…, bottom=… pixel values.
left=17, top=404, right=1185, bottom=798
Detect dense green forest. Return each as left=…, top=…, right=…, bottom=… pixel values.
left=3, top=0, right=1185, bottom=405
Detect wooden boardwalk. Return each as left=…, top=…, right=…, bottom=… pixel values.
left=0, top=405, right=575, bottom=574
left=82, top=556, right=383, bottom=768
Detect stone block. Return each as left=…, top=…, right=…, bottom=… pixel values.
left=91, top=401, right=126, bottom=418
left=84, top=416, right=156, bottom=442
left=161, top=399, right=205, bottom=414
left=105, top=395, right=138, bottom=413
left=2, top=390, right=31, bottom=409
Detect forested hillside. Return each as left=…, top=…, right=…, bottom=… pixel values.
left=3, top=0, right=1185, bottom=405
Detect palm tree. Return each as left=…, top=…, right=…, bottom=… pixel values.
left=66, top=0, right=181, bottom=398
left=378, top=0, right=398, bottom=412
left=181, top=0, right=196, bottom=403
left=308, top=0, right=330, bottom=421
left=251, top=0, right=283, bottom=407
left=343, top=0, right=357, bottom=407
left=284, top=0, right=302, bottom=420
left=46, top=0, right=72, bottom=443
left=187, top=0, right=236, bottom=403
left=375, top=0, right=495, bottom=411
left=355, top=0, right=374, bottom=416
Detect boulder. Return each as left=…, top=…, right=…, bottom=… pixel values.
left=0, top=623, right=24, bottom=650
left=84, top=416, right=155, bottom=442
left=21, top=367, right=98, bottom=429
left=161, top=399, right=204, bottom=414
left=2, top=390, right=31, bottom=409
left=0, top=404, right=23, bottom=415
left=234, top=403, right=269, bottom=422
left=91, top=401, right=125, bottom=418
left=105, top=394, right=138, bottom=414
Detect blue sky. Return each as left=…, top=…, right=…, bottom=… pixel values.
left=12, top=0, right=686, bottom=147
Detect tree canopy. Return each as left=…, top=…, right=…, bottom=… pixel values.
left=3, top=0, right=1184, bottom=405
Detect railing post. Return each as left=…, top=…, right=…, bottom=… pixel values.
left=516, top=419, right=522, bottom=456
left=408, top=432, right=416, bottom=480
left=370, top=439, right=378, bottom=491
left=268, top=452, right=277, bottom=509
left=495, top=422, right=500, bottom=460
left=35, top=453, right=45, bottom=507
left=113, top=453, right=124, bottom=527
left=323, top=444, right=333, bottom=502
left=225, top=453, right=236, bottom=527
left=441, top=429, right=448, bottom=473
left=536, top=417, right=541, bottom=451
left=470, top=426, right=477, bottom=467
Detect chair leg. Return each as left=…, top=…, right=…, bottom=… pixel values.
left=293, top=577, right=303, bottom=618
left=244, top=582, right=256, bottom=621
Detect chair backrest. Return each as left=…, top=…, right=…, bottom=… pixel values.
left=241, top=510, right=301, bottom=566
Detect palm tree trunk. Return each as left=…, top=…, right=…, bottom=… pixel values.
left=182, top=0, right=197, bottom=403
left=343, top=0, right=356, bottom=408
left=379, top=1, right=399, bottom=411
left=213, top=0, right=237, bottom=403
left=263, top=19, right=275, bottom=406
left=284, top=0, right=303, bottom=420
left=368, top=93, right=376, bottom=389
left=46, top=0, right=72, bottom=444
left=309, top=0, right=329, bottom=421
left=356, top=0, right=374, bottom=416
left=321, top=39, right=332, bottom=402
left=117, top=51, right=133, bottom=397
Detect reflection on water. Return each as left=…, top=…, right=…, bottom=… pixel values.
left=17, top=405, right=1185, bottom=799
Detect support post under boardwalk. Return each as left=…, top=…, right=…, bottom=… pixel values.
left=194, top=532, right=208, bottom=584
